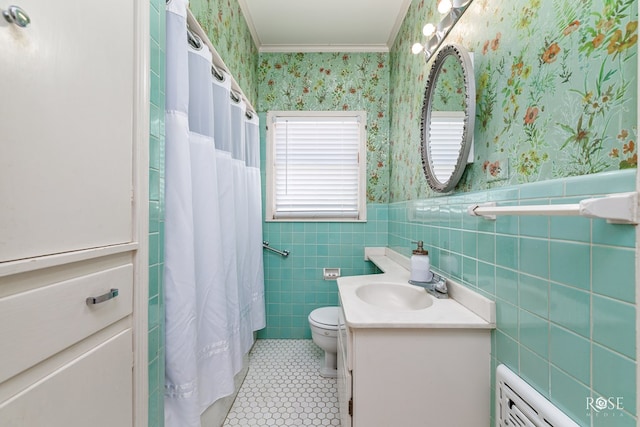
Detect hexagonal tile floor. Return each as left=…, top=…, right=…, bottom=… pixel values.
left=223, top=339, right=341, bottom=426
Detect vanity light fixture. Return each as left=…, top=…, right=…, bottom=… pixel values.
left=411, top=42, right=425, bottom=54
left=410, top=0, right=474, bottom=61
left=437, top=0, right=452, bottom=14
left=422, top=23, right=436, bottom=37
left=411, top=24, right=437, bottom=55
left=450, top=0, right=473, bottom=12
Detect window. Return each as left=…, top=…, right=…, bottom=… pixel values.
left=428, top=111, right=466, bottom=181
left=266, top=111, right=366, bottom=221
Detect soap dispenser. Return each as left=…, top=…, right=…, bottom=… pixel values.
left=410, top=241, right=433, bottom=283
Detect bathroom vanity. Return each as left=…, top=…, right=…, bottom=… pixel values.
left=337, top=248, right=495, bottom=427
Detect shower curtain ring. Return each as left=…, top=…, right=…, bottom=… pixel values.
left=211, top=65, right=225, bottom=82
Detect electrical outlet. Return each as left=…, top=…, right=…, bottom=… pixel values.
left=323, top=268, right=341, bottom=280
left=483, top=157, right=509, bottom=182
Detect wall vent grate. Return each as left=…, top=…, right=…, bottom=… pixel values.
left=496, top=364, right=579, bottom=427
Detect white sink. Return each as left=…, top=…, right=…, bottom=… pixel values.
left=337, top=249, right=496, bottom=328
left=355, top=283, right=433, bottom=311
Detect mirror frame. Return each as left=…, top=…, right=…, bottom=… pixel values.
left=420, top=44, right=475, bottom=193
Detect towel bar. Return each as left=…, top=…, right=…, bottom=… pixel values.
left=262, top=241, right=290, bottom=257
left=467, top=191, right=638, bottom=224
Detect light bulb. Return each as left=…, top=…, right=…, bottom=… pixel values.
left=422, top=23, right=436, bottom=37
left=411, top=42, right=424, bottom=54
left=438, top=0, right=452, bottom=14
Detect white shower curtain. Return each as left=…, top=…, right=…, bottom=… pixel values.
left=164, top=1, right=265, bottom=426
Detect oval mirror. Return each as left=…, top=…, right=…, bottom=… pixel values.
left=420, top=44, right=475, bottom=192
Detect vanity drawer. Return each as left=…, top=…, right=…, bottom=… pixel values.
left=0, top=264, right=133, bottom=383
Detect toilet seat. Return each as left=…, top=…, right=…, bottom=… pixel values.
left=308, top=307, right=339, bottom=330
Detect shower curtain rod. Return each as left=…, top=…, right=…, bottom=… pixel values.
left=186, top=9, right=257, bottom=116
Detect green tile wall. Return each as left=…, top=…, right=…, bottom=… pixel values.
left=258, top=204, right=388, bottom=339
left=149, top=0, right=165, bottom=425
left=388, top=170, right=637, bottom=426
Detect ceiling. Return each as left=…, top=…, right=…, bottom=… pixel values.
left=238, top=0, right=412, bottom=53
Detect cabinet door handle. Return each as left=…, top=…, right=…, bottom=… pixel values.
left=3, top=5, right=30, bottom=28
left=86, top=288, right=119, bottom=305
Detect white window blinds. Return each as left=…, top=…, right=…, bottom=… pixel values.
left=428, top=111, right=466, bottom=182
left=267, top=112, right=366, bottom=221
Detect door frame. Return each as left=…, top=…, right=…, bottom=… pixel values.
left=133, top=0, right=150, bottom=426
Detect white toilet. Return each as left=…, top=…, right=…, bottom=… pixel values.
left=308, top=306, right=340, bottom=378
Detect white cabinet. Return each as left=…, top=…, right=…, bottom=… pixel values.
left=0, top=0, right=135, bottom=262
left=0, top=0, right=145, bottom=425
left=338, top=305, right=492, bottom=426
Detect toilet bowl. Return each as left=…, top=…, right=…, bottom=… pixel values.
left=308, top=306, right=339, bottom=378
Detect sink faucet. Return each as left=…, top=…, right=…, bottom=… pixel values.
left=409, top=272, right=449, bottom=299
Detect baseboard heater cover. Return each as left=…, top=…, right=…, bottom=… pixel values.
left=496, top=364, right=579, bottom=426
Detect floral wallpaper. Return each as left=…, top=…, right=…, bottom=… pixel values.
left=431, top=54, right=467, bottom=111
left=187, top=0, right=636, bottom=203
left=257, top=52, right=391, bottom=204
left=390, top=0, right=638, bottom=202
left=189, top=0, right=259, bottom=106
